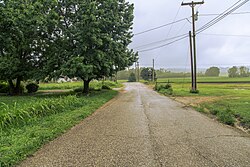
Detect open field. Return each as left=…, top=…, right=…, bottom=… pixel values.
left=0, top=81, right=120, bottom=166
left=157, top=76, right=250, bottom=83
left=153, top=77, right=250, bottom=130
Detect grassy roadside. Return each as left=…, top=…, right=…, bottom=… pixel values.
left=153, top=81, right=250, bottom=131
left=0, top=89, right=118, bottom=166
left=39, top=81, right=123, bottom=90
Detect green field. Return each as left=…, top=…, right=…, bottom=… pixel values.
left=0, top=81, right=120, bottom=166
left=157, top=76, right=250, bottom=83
left=154, top=77, right=250, bottom=129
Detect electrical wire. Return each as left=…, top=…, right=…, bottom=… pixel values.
left=196, top=0, right=249, bottom=34
left=137, top=35, right=189, bottom=53
left=133, top=18, right=188, bottom=36
left=134, top=33, right=188, bottom=50
left=199, top=33, right=250, bottom=38
left=197, top=1, right=245, bottom=33
left=135, top=0, right=249, bottom=53
left=154, top=5, right=182, bottom=61
left=199, top=11, right=250, bottom=16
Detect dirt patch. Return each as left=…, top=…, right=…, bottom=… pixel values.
left=172, top=96, right=221, bottom=107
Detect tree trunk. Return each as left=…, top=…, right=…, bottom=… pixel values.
left=8, top=80, right=15, bottom=95
left=83, top=79, right=91, bottom=94
left=8, top=77, right=23, bottom=95
left=15, top=77, right=22, bottom=94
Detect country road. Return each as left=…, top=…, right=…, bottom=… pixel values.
left=19, top=83, right=250, bottom=167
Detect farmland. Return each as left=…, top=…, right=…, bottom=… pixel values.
left=0, top=81, right=120, bottom=166
left=154, top=77, right=250, bottom=130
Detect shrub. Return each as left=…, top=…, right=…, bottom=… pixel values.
left=155, top=83, right=172, bottom=92
left=102, top=85, right=111, bottom=90
left=0, top=82, right=10, bottom=93
left=159, top=87, right=173, bottom=95
left=164, top=83, right=172, bottom=89
left=26, top=83, right=39, bottom=93
left=128, top=73, right=136, bottom=82
left=155, top=83, right=173, bottom=95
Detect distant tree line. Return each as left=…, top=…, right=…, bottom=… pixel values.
left=0, top=0, right=137, bottom=95
left=118, top=65, right=250, bottom=81
left=228, top=66, right=250, bottom=78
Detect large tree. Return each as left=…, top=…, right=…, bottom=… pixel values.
left=0, top=0, right=59, bottom=95
left=140, top=67, right=156, bottom=81
left=228, top=66, right=239, bottom=78
left=239, top=66, right=249, bottom=77
left=59, top=0, right=137, bottom=93
left=205, top=67, right=220, bottom=77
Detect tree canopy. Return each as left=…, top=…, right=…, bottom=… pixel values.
left=228, top=66, right=239, bottom=78
left=0, top=0, right=59, bottom=94
left=0, top=0, right=137, bottom=94
left=205, top=67, right=220, bottom=77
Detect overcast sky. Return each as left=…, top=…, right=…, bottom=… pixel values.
left=127, top=0, right=250, bottom=69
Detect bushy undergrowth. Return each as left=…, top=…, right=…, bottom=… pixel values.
left=0, top=95, right=84, bottom=130
left=0, top=82, right=9, bottom=93
left=26, top=83, right=39, bottom=93
left=155, top=83, right=173, bottom=95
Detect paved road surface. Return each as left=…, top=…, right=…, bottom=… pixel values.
left=19, top=83, right=250, bottom=167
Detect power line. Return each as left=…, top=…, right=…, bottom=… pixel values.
left=199, top=11, right=250, bottom=16
left=133, top=18, right=188, bottom=36
left=134, top=0, right=249, bottom=53
left=197, top=1, right=244, bottom=33
left=154, top=5, right=183, bottom=61
left=134, top=33, right=188, bottom=50
left=133, top=11, right=250, bottom=38
left=199, top=33, right=250, bottom=38
left=196, top=0, right=249, bottom=34
left=137, top=35, right=189, bottom=53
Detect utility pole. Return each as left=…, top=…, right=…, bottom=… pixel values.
left=134, top=62, right=137, bottom=81
left=189, top=31, right=194, bottom=91
left=152, top=59, right=155, bottom=82
left=182, top=1, right=204, bottom=92
left=137, top=61, right=140, bottom=82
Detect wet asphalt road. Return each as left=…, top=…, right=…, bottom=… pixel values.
left=19, top=83, right=250, bottom=167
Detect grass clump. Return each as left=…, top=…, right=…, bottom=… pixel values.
left=190, top=89, right=199, bottom=94
left=216, top=108, right=235, bottom=125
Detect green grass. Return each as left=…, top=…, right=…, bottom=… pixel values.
left=157, top=76, right=250, bottom=83
left=39, top=82, right=82, bottom=90
left=0, top=84, right=117, bottom=166
left=39, top=80, right=123, bottom=91
left=153, top=77, right=250, bottom=128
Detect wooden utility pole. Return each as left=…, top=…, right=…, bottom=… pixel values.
left=189, top=31, right=194, bottom=91
left=182, top=1, right=204, bottom=91
left=152, top=59, right=155, bottom=82
left=137, top=61, right=140, bottom=82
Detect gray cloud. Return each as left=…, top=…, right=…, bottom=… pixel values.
left=127, top=0, right=250, bottom=69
